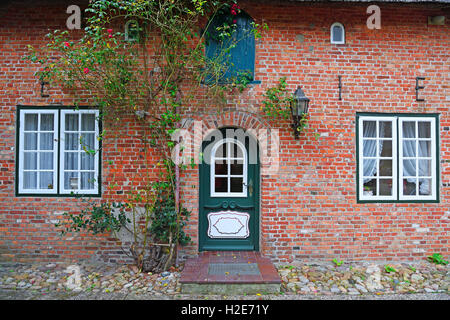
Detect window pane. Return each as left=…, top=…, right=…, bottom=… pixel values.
left=81, top=153, right=95, bottom=170
left=419, top=179, right=432, bottom=195
left=231, top=143, right=243, bottom=158
left=214, top=162, right=227, bottom=175
left=380, top=121, right=392, bottom=138
left=215, top=143, right=227, bottom=158
left=39, top=153, right=53, bottom=170
left=40, top=133, right=54, bottom=150
left=24, top=114, right=38, bottom=131
left=403, top=159, right=416, bottom=176
left=332, top=26, right=343, bottom=42
left=24, top=152, right=37, bottom=170
left=418, top=160, right=431, bottom=177
left=363, top=140, right=376, bottom=157
left=64, top=172, right=79, bottom=190
left=380, top=140, right=392, bottom=157
left=64, top=152, right=78, bottom=170
left=81, top=114, right=95, bottom=131
left=230, top=160, right=243, bottom=175
left=81, top=133, right=95, bottom=150
left=402, top=121, right=416, bottom=138
left=379, top=160, right=392, bottom=176
left=214, top=177, right=227, bottom=193
left=418, top=122, right=431, bottom=138
left=65, top=114, right=78, bottom=131
left=65, top=133, right=79, bottom=150
left=81, top=172, right=95, bottom=190
left=403, top=178, right=417, bottom=196
left=418, top=141, right=431, bottom=157
left=363, top=179, right=377, bottom=196
left=39, top=172, right=54, bottom=189
left=363, top=159, right=377, bottom=177
left=40, top=114, right=54, bottom=131
left=24, top=133, right=37, bottom=150
left=23, top=172, right=37, bottom=189
left=403, top=140, right=416, bottom=157
left=363, top=121, right=376, bottom=137
left=379, top=179, right=393, bottom=196
left=230, top=178, right=243, bottom=193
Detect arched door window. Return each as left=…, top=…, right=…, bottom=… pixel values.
left=210, top=138, right=247, bottom=197
left=204, top=11, right=255, bottom=83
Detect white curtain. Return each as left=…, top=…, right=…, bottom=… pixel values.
left=363, top=121, right=385, bottom=183
left=64, top=113, right=95, bottom=190
left=402, top=122, right=430, bottom=195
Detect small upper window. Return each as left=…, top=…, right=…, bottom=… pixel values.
left=125, top=20, right=139, bottom=42
left=330, top=22, right=345, bottom=44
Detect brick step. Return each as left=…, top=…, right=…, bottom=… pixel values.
left=179, top=251, right=281, bottom=294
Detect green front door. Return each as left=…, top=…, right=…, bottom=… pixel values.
left=199, top=128, right=260, bottom=251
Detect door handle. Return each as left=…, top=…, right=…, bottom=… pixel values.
left=243, top=178, right=253, bottom=197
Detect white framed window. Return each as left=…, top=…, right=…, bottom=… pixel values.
left=358, top=116, right=397, bottom=201
left=125, top=20, right=139, bottom=42
left=17, top=107, right=101, bottom=196
left=210, top=138, right=247, bottom=197
left=357, top=114, right=439, bottom=202
left=60, top=109, right=100, bottom=195
left=399, top=118, right=437, bottom=201
left=330, top=22, right=345, bottom=44
left=18, top=110, right=59, bottom=194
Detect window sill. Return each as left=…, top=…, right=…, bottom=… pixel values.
left=357, top=199, right=439, bottom=204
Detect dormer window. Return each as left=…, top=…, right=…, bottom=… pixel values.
left=330, top=22, right=345, bottom=44
left=125, top=20, right=139, bottom=42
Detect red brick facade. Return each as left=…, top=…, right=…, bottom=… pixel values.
left=0, top=0, right=449, bottom=263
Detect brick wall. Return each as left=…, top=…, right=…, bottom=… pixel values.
left=0, top=0, right=448, bottom=264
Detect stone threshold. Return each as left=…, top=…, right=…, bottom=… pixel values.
left=179, top=251, right=281, bottom=294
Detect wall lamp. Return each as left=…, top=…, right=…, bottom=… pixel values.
left=290, top=86, right=310, bottom=139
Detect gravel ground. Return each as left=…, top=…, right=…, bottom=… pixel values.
left=0, top=260, right=448, bottom=300
left=0, top=288, right=448, bottom=300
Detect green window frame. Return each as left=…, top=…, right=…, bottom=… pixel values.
left=356, top=112, right=439, bottom=203
left=15, top=106, right=102, bottom=197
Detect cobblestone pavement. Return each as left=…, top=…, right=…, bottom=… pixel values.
left=0, top=260, right=448, bottom=300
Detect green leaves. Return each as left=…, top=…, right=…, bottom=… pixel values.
left=384, top=265, right=397, bottom=273
left=427, top=253, right=449, bottom=265
left=332, top=258, right=344, bottom=267
left=261, top=77, right=292, bottom=120
left=57, top=202, right=130, bottom=236
left=149, top=186, right=191, bottom=246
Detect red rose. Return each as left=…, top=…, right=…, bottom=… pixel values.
left=83, top=67, right=89, bottom=74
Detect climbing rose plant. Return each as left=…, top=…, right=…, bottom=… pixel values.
left=25, top=0, right=263, bottom=271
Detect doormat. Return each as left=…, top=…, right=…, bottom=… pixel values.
left=208, top=263, right=261, bottom=276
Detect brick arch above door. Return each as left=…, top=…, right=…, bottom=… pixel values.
left=181, top=111, right=272, bottom=161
